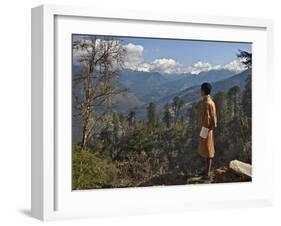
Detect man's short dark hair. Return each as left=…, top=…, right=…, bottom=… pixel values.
left=201, top=82, right=212, bottom=95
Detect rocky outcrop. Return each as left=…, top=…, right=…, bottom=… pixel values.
left=137, top=162, right=252, bottom=187
left=229, top=160, right=252, bottom=177
left=211, top=166, right=251, bottom=183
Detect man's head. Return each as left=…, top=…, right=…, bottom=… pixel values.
left=201, top=82, right=212, bottom=97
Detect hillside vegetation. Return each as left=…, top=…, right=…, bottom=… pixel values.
left=72, top=36, right=252, bottom=190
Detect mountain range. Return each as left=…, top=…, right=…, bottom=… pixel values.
left=117, top=69, right=236, bottom=103
left=156, top=69, right=250, bottom=107
left=112, top=69, right=250, bottom=118
left=72, top=67, right=251, bottom=142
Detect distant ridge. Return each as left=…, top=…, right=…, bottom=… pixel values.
left=118, top=69, right=236, bottom=103
left=156, top=69, right=250, bottom=107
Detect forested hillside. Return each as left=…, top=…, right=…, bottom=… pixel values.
left=71, top=36, right=252, bottom=190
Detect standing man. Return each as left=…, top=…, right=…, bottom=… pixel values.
left=197, top=83, right=217, bottom=178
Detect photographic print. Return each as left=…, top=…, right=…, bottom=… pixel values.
left=72, top=34, right=252, bottom=190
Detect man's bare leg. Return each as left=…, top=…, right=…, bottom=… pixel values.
left=206, top=158, right=213, bottom=177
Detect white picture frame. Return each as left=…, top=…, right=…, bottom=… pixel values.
left=31, top=4, right=274, bottom=221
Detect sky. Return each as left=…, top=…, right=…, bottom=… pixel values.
left=73, top=34, right=252, bottom=75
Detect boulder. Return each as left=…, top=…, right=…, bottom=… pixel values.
left=229, top=160, right=252, bottom=177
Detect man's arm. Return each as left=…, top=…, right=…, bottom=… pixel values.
left=199, top=103, right=210, bottom=139
left=208, top=103, right=217, bottom=130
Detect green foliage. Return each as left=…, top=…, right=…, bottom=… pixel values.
left=72, top=145, right=118, bottom=190
left=237, top=50, right=252, bottom=69
left=147, top=102, right=159, bottom=126
left=241, top=75, right=252, bottom=163
left=127, top=111, right=136, bottom=127
left=72, top=57, right=252, bottom=189
left=172, top=96, right=184, bottom=124
left=162, top=104, right=172, bottom=128
left=227, top=86, right=241, bottom=118
left=211, top=82, right=251, bottom=165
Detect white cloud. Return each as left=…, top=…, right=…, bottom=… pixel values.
left=123, top=56, right=246, bottom=75
left=222, top=59, right=245, bottom=72
left=149, top=58, right=183, bottom=74
left=185, top=59, right=246, bottom=75
left=74, top=39, right=246, bottom=75
left=122, top=45, right=183, bottom=74
left=136, top=63, right=151, bottom=72
left=186, top=61, right=215, bottom=75
left=123, top=43, right=144, bottom=71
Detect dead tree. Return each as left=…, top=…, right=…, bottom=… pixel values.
left=73, top=36, right=127, bottom=150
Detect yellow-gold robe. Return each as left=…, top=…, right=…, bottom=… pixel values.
left=197, top=95, right=217, bottom=158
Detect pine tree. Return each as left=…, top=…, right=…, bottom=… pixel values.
left=162, top=103, right=172, bottom=128
left=172, top=96, right=184, bottom=124
left=147, top=102, right=158, bottom=126
left=127, top=111, right=136, bottom=127
left=227, top=86, right=241, bottom=119
left=237, top=50, right=252, bottom=69
left=238, top=49, right=252, bottom=162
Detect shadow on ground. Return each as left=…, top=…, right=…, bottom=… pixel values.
left=18, top=209, right=31, bottom=218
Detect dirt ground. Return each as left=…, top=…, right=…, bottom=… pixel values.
left=137, top=166, right=251, bottom=187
